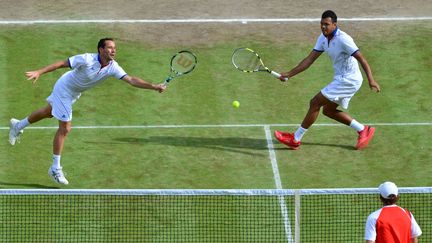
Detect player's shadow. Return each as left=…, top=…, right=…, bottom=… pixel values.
left=115, top=136, right=270, bottom=156
left=301, top=141, right=354, bottom=150
left=0, top=181, right=59, bottom=189
left=274, top=142, right=353, bottom=150
left=113, top=136, right=353, bottom=153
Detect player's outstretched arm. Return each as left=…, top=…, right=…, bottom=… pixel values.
left=280, top=50, right=321, bottom=81
left=353, top=51, right=381, bottom=93
left=122, top=75, right=166, bottom=93
left=25, top=60, right=69, bottom=84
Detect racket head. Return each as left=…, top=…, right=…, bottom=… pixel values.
left=170, top=50, right=197, bottom=75
left=231, top=47, right=266, bottom=72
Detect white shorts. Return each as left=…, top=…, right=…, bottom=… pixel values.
left=321, top=76, right=362, bottom=109
left=46, top=85, right=81, bottom=122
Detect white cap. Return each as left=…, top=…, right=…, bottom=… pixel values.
left=379, top=181, right=398, bottom=199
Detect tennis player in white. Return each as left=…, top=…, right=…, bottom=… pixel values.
left=274, top=10, right=381, bottom=150
left=9, top=38, right=166, bottom=185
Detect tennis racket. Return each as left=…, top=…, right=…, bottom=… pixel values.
left=232, top=47, right=288, bottom=81
left=163, top=50, right=197, bottom=86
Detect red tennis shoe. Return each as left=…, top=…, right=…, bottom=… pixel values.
left=356, top=126, right=375, bottom=150
left=274, top=130, right=301, bottom=150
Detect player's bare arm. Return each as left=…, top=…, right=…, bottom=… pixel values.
left=353, top=51, right=381, bottom=93
left=280, top=50, right=321, bottom=80
left=25, top=60, right=69, bottom=84
left=121, top=75, right=166, bottom=93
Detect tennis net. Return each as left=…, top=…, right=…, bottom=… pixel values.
left=0, top=188, right=430, bottom=242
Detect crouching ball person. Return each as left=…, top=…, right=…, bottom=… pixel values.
left=9, top=38, right=166, bottom=185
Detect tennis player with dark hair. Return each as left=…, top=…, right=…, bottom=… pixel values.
left=364, top=181, right=422, bottom=243
left=274, top=10, right=381, bottom=150
left=8, top=38, right=166, bottom=185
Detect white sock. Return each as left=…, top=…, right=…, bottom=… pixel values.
left=349, top=119, right=365, bottom=132
left=16, top=117, right=30, bottom=131
left=52, top=154, right=61, bottom=169
left=294, top=126, right=308, bottom=141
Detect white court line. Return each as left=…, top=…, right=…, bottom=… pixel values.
left=0, top=17, right=431, bottom=24
left=264, top=125, right=293, bottom=243
left=264, top=126, right=283, bottom=189
left=0, top=122, right=431, bottom=130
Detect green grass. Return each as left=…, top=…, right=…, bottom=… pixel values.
left=1, top=23, right=431, bottom=189
left=1, top=193, right=429, bottom=242
left=1, top=194, right=290, bottom=242
left=0, top=22, right=431, bottom=242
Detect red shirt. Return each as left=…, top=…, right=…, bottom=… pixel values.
left=375, top=206, right=412, bottom=243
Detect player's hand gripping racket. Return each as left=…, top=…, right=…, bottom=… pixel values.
left=231, top=47, right=288, bottom=81
left=163, top=50, right=197, bottom=86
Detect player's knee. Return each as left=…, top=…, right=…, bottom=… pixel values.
left=322, top=107, right=337, bottom=118
left=58, top=125, right=72, bottom=136
left=43, top=106, right=53, bottom=118
left=322, top=108, right=332, bottom=117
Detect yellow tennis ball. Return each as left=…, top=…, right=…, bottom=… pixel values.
left=232, top=100, right=240, bottom=108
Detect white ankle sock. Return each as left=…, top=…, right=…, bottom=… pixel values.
left=294, top=126, right=308, bottom=141
left=52, top=154, right=61, bottom=169
left=16, top=117, right=30, bottom=131
left=350, top=119, right=365, bottom=132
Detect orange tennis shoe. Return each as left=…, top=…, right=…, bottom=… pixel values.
left=274, top=130, right=301, bottom=150
left=356, top=126, right=375, bottom=150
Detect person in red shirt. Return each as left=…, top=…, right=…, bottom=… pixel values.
left=364, top=182, right=422, bottom=243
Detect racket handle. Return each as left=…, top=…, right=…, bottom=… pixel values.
left=270, top=71, right=288, bottom=81
left=163, top=77, right=172, bottom=87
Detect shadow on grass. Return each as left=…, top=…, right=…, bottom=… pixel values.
left=109, top=136, right=354, bottom=153
left=114, top=136, right=269, bottom=156
left=273, top=141, right=354, bottom=150
left=274, top=141, right=356, bottom=150
left=0, top=181, right=59, bottom=189
left=302, top=142, right=355, bottom=150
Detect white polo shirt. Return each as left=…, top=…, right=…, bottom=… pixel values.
left=47, top=53, right=127, bottom=121
left=56, top=53, right=127, bottom=96
left=313, top=28, right=362, bottom=81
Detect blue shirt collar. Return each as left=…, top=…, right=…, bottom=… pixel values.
left=97, top=54, right=111, bottom=67
left=332, top=26, right=339, bottom=36
left=326, top=26, right=339, bottom=40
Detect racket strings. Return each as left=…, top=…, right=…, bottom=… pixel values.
left=171, top=53, right=197, bottom=74
left=232, top=50, right=261, bottom=72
